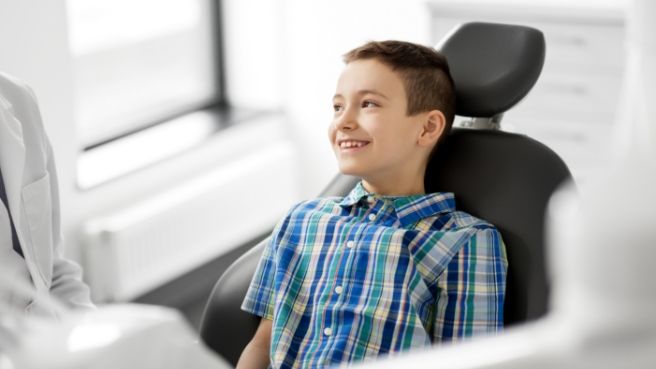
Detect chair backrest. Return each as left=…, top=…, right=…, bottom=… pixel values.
left=428, top=21, right=572, bottom=325
left=426, top=130, right=570, bottom=325
left=199, top=22, right=572, bottom=365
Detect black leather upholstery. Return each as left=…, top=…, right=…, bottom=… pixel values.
left=199, top=240, right=265, bottom=366
left=426, top=129, right=571, bottom=324
left=438, top=22, right=545, bottom=117
left=199, top=22, right=571, bottom=365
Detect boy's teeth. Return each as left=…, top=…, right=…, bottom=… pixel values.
left=340, top=140, right=366, bottom=148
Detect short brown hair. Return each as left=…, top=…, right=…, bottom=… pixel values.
left=343, top=40, right=456, bottom=129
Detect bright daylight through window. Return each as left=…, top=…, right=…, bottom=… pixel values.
left=66, top=0, right=219, bottom=147
left=67, top=0, right=221, bottom=188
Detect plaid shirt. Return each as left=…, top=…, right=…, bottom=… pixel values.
left=242, top=182, right=507, bottom=369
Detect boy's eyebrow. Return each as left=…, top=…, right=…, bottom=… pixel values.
left=333, top=89, right=390, bottom=100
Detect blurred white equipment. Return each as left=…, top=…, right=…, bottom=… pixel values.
left=2, top=304, right=230, bottom=369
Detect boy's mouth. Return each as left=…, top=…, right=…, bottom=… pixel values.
left=338, top=139, right=370, bottom=151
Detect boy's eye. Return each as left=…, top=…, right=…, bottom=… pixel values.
left=333, top=104, right=343, bottom=112
left=361, top=100, right=379, bottom=108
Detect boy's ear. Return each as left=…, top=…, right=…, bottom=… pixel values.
left=417, top=110, right=446, bottom=147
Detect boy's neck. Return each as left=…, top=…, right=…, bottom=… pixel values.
left=362, top=177, right=426, bottom=196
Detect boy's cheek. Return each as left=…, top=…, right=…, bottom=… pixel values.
left=327, top=126, right=338, bottom=145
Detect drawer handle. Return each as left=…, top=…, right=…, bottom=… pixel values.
left=541, top=83, right=588, bottom=95
left=548, top=35, right=587, bottom=47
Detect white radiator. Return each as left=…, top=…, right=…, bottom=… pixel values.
left=82, top=142, right=298, bottom=302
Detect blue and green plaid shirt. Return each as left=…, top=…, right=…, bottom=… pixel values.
left=242, top=182, right=507, bottom=369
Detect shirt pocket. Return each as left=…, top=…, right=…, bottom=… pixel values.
left=21, top=173, right=54, bottom=285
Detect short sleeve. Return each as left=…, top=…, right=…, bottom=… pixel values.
left=241, top=206, right=297, bottom=320
left=241, top=237, right=277, bottom=320
left=433, top=227, right=508, bottom=342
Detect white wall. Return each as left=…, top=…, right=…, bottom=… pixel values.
left=223, top=0, right=433, bottom=197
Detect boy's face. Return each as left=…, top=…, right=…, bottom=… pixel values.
left=329, top=59, right=435, bottom=185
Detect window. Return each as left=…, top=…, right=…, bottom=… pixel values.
left=67, top=0, right=227, bottom=188
left=67, top=0, right=222, bottom=148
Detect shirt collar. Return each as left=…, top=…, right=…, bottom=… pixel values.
left=339, top=181, right=370, bottom=207
left=339, top=182, right=456, bottom=227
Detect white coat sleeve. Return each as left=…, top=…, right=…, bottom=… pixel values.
left=26, top=84, right=95, bottom=310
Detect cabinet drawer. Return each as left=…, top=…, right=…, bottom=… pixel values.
left=531, top=21, right=625, bottom=70
left=512, top=69, right=624, bottom=120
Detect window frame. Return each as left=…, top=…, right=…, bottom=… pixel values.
left=74, top=0, right=239, bottom=190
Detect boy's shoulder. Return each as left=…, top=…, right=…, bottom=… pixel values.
left=443, top=209, right=498, bottom=233
left=283, top=196, right=343, bottom=217
left=298, top=195, right=342, bottom=208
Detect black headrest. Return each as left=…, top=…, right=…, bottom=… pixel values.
left=437, top=22, right=546, bottom=118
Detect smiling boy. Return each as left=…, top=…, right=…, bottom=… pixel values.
left=237, top=41, right=508, bottom=369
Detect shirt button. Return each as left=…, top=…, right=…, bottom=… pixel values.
left=335, top=285, right=343, bottom=295
left=324, top=327, right=333, bottom=336
left=368, top=214, right=376, bottom=221
left=346, top=240, right=355, bottom=248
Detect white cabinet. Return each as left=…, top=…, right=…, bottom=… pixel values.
left=429, top=0, right=628, bottom=182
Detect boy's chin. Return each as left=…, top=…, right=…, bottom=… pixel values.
left=337, top=165, right=364, bottom=178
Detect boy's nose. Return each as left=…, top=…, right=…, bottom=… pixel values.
left=335, top=110, right=357, bottom=130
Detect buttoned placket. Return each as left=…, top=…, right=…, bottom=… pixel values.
left=324, top=196, right=379, bottom=340
left=366, top=196, right=397, bottom=227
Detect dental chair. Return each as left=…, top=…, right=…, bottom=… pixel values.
left=199, top=22, right=573, bottom=366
